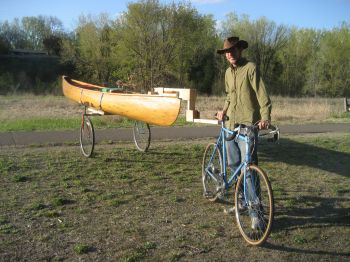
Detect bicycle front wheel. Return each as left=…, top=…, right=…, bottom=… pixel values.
left=202, top=143, right=223, bottom=202
left=235, top=164, right=274, bottom=246
left=80, top=115, right=95, bottom=157
left=133, top=121, right=151, bottom=152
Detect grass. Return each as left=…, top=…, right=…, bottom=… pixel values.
left=73, top=244, right=92, bottom=255
left=0, top=134, right=349, bottom=260
left=196, top=95, right=349, bottom=124
left=0, top=95, right=349, bottom=132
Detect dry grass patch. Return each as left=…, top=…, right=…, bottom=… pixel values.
left=271, top=96, right=344, bottom=123
left=0, top=95, right=81, bottom=120
left=193, top=96, right=346, bottom=124
left=0, top=95, right=348, bottom=128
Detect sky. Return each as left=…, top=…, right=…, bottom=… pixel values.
left=0, top=0, right=349, bottom=31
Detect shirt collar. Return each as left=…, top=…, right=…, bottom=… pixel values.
left=230, top=58, right=248, bottom=70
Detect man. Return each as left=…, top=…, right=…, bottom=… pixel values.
left=217, top=37, right=272, bottom=228
left=217, top=36, right=271, bottom=130
left=217, top=36, right=271, bottom=172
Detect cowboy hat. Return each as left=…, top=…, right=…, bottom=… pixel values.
left=217, top=36, right=248, bottom=54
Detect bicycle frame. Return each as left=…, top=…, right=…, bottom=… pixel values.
left=205, top=121, right=258, bottom=198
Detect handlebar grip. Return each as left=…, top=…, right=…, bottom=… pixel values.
left=214, top=113, right=229, bottom=121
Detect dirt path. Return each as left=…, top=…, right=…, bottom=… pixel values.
left=1, top=123, right=350, bottom=146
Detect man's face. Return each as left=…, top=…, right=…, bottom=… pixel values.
left=225, top=47, right=242, bottom=66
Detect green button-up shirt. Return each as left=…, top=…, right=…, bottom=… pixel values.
left=223, top=58, right=272, bottom=130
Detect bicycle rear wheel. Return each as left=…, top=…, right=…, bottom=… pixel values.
left=202, top=143, right=223, bottom=202
left=133, top=121, right=151, bottom=152
left=235, top=164, right=274, bottom=246
left=80, top=115, right=95, bottom=157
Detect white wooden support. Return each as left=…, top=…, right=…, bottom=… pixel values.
left=86, top=107, right=106, bottom=116
left=153, top=87, right=218, bottom=124
left=193, top=118, right=219, bottom=125
left=344, top=98, right=350, bottom=112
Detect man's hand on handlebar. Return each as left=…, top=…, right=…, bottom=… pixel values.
left=258, top=120, right=270, bottom=130
left=216, top=111, right=225, bottom=121
left=216, top=113, right=271, bottom=130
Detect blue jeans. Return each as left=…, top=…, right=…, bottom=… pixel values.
left=225, top=129, right=260, bottom=206
left=225, top=129, right=258, bottom=171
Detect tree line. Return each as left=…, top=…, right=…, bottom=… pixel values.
left=0, top=0, right=349, bottom=97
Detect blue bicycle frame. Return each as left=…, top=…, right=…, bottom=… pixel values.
left=206, top=121, right=258, bottom=200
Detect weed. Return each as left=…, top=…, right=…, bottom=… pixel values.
left=0, top=223, right=17, bottom=234
left=40, top=210, right=60, bottom=218
left=73, top=243, right=91, bottom=254
left=52, top=197, right=71, bottom=207
left=30, top=203, right=47, bottom=210
left=119, top=253, right=144, bottom=262
left=0, top=217, right=8, bottom=225
left=284, top=197, right=299, bottom=208
left=294, top=235, right=307, bottom=244
left=12, top=175, right=28, bottom=182
left=109, top=199, right=127, bottom=207
left=169, top=251, right=185, bottom=261
left=143, top=241, right=157, bottom=250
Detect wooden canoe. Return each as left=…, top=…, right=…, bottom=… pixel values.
left=62, top=76, right=181, bottom=126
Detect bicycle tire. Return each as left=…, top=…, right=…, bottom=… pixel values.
left=202, top=143, right=223, bottom=202
left=235, top=164, right=274, bottom=246
left=80, top=115, right=95, bottom=157
left=133, top=121, right=151, bottom=152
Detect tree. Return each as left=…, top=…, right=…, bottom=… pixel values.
left=43, top=35, right=62, bottom=55
left=314, top=23, right=350, bottom=96
left=0, top=19, right=27, bottom=49
left=60, top=14, right=120, bottom=84
left=116, top=0, right=218, bottom=91
left=276, top=28, right=321, bottom=96
left=116, top=0, right=169, bottom=90
left=21, top=16, right=63, bottom=50
left=169, top=5, right=218, bottom=92
left=0, top=35, right=10, bottom=54
left=0, top=16, right=64, bottom=51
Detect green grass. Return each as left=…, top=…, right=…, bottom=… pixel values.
left=0, top=134, right=349, bottom=260
left=73, top=244, right=91, bottom=254
left=0, top=117, right=133, bottom=132
left=0, top=116, right=192, bottom=132
left=332, top=111, right=350, bottom=120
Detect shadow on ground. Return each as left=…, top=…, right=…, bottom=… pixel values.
left=259, top=137, right=350, bottom=178
left=258, top=137, right=350, bottom=256
left=263, top=242, right=350, bottom=258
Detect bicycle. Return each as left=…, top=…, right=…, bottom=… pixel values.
left=202, top=117, right=279, bottom=245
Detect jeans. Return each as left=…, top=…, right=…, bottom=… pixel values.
left=225, top=128, right=258, bottom=171
left=225, top=128, right=260, bottom=207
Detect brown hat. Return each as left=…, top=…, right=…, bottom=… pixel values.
left=217, top=36, right=248, bottom=54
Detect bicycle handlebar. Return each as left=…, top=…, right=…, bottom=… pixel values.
left=214, top=113, right=280, bottom=143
